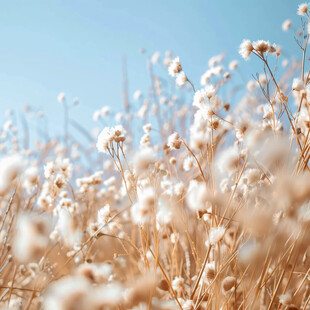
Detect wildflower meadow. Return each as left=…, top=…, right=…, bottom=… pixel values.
left=0, top=2, right=310, bottom=310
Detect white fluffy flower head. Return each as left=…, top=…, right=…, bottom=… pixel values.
left=209, top=226, right=226, bottom=245
left=168, top=57, right=182, bottom=77
left=282, top=19, right=291, bottom=31
left=57, top=92, right=66, bottom=103
left=176, top=71, right=188, bottom=87
left=292, top=78, right=305, bottom=92
left=96, top=125, right=126, bottom=153
left=239, top=39, right=253, bottom=60
left=297, top=3, right=309, bottom=15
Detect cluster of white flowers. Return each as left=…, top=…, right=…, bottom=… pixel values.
left=96, top=125, right=126, bottom=153
left=93, top=106, right=110, bottom=121
left=168, top=56, right=190, bottom=87
left=1, top=3, right=310, bottom=309
left=167, top=132, right=182, bottom=150
left=193, top=85, right=215, bottom=110
left=76, top=171, right=103, bottom=189
left=200, top=59, right=225, bottom=85
left=45, top=276, right=124, bottom=310
left=239, top=39, right=280, bottom=60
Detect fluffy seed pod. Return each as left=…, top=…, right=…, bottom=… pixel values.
left=222, top=276, right=236, bottom=294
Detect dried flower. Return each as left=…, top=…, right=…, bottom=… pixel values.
left=168, top=57, right=182, bottom=77
left=13, top=213, right=50, bottom=262
left=229, top=60, right=238, bottom=71
left=57, top=92, right=66, bottom=103
left=253, top=40, right=270, bottom=54
left=176, top=71, right=188, bottom=87
left=292, top=78, right=304, bottom=91
left=221, top=276, right=236, bottom=294
left=172, top=276, right=185, bottom=293
left=297, top=3, right=309, bottom=15
left=167, top=132, right=182, bottom=150
left=282, top=19, right=292, bottom=31
left=239, top=39, right=254, bottom=60
left=209, top=226, right=226, bottom=245
left=279, top=292, right=292, bottom=305
left=0, top=155, right=24, bottom=196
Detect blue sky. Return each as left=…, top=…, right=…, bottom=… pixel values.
left=0, top=0, right=302, bottom=139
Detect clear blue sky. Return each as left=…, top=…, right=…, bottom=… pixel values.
left=0, top=0, right=302, bottom=139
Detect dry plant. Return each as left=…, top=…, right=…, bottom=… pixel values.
left=0, top=3, right=310, bottom=310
